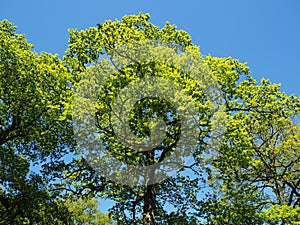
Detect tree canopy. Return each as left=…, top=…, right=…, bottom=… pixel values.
left=0, top=19, right=75, bottom=224
left=0, top=13, right=299, bottom=224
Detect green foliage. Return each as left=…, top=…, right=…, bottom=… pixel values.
left=262, top=205, right=300, bottom=225
left=0, top=19, right=74, bottom=224
left=66, top=13, right=300, bottom=224
left=65, top=12, right=192, bottom=75
left=67, top=13, right=212, bottom=224
left=200, top=56, right=300, bottom=224
left=1, top=13, right=299, bottom=225
left=64, top=197, right=115, bottom=225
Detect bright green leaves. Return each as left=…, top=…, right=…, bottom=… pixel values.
left=204, top=55, right=250, bottom=96
left=0, top=20, right=73, bottom=154
left=262, top=205, right=300, bottom=225
left=69, top=14, right=217, bottom=222
left=1, top=12, right=297, bottom=225
left=0, top=20, right=75, bottom=224
left=73, top=40, right=216, bottom=187
left=64, top=197, right=115, bottom=225
left=65, top=13, right=192, bottom=74
left=204, top=55, right=300, bottom=224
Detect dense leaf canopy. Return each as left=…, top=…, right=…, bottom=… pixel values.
left=0, top=13, right=299, bottom=225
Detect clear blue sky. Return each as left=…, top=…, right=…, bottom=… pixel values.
left=1, top=0, right=299, bottom=95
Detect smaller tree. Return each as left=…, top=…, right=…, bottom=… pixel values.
left=199, top=56, right=300, bottom=224
left=64, top=197, right=114, bottom=225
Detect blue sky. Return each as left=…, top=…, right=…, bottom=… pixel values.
left=1, top=1, right=299, bottom=95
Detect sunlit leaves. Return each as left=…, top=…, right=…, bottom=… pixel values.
left=0, top=20, right=74, bottom=224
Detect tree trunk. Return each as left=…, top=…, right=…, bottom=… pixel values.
left=143, top=150, right=156, bottom=225
left=143, top=183, right=156, bottom=225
